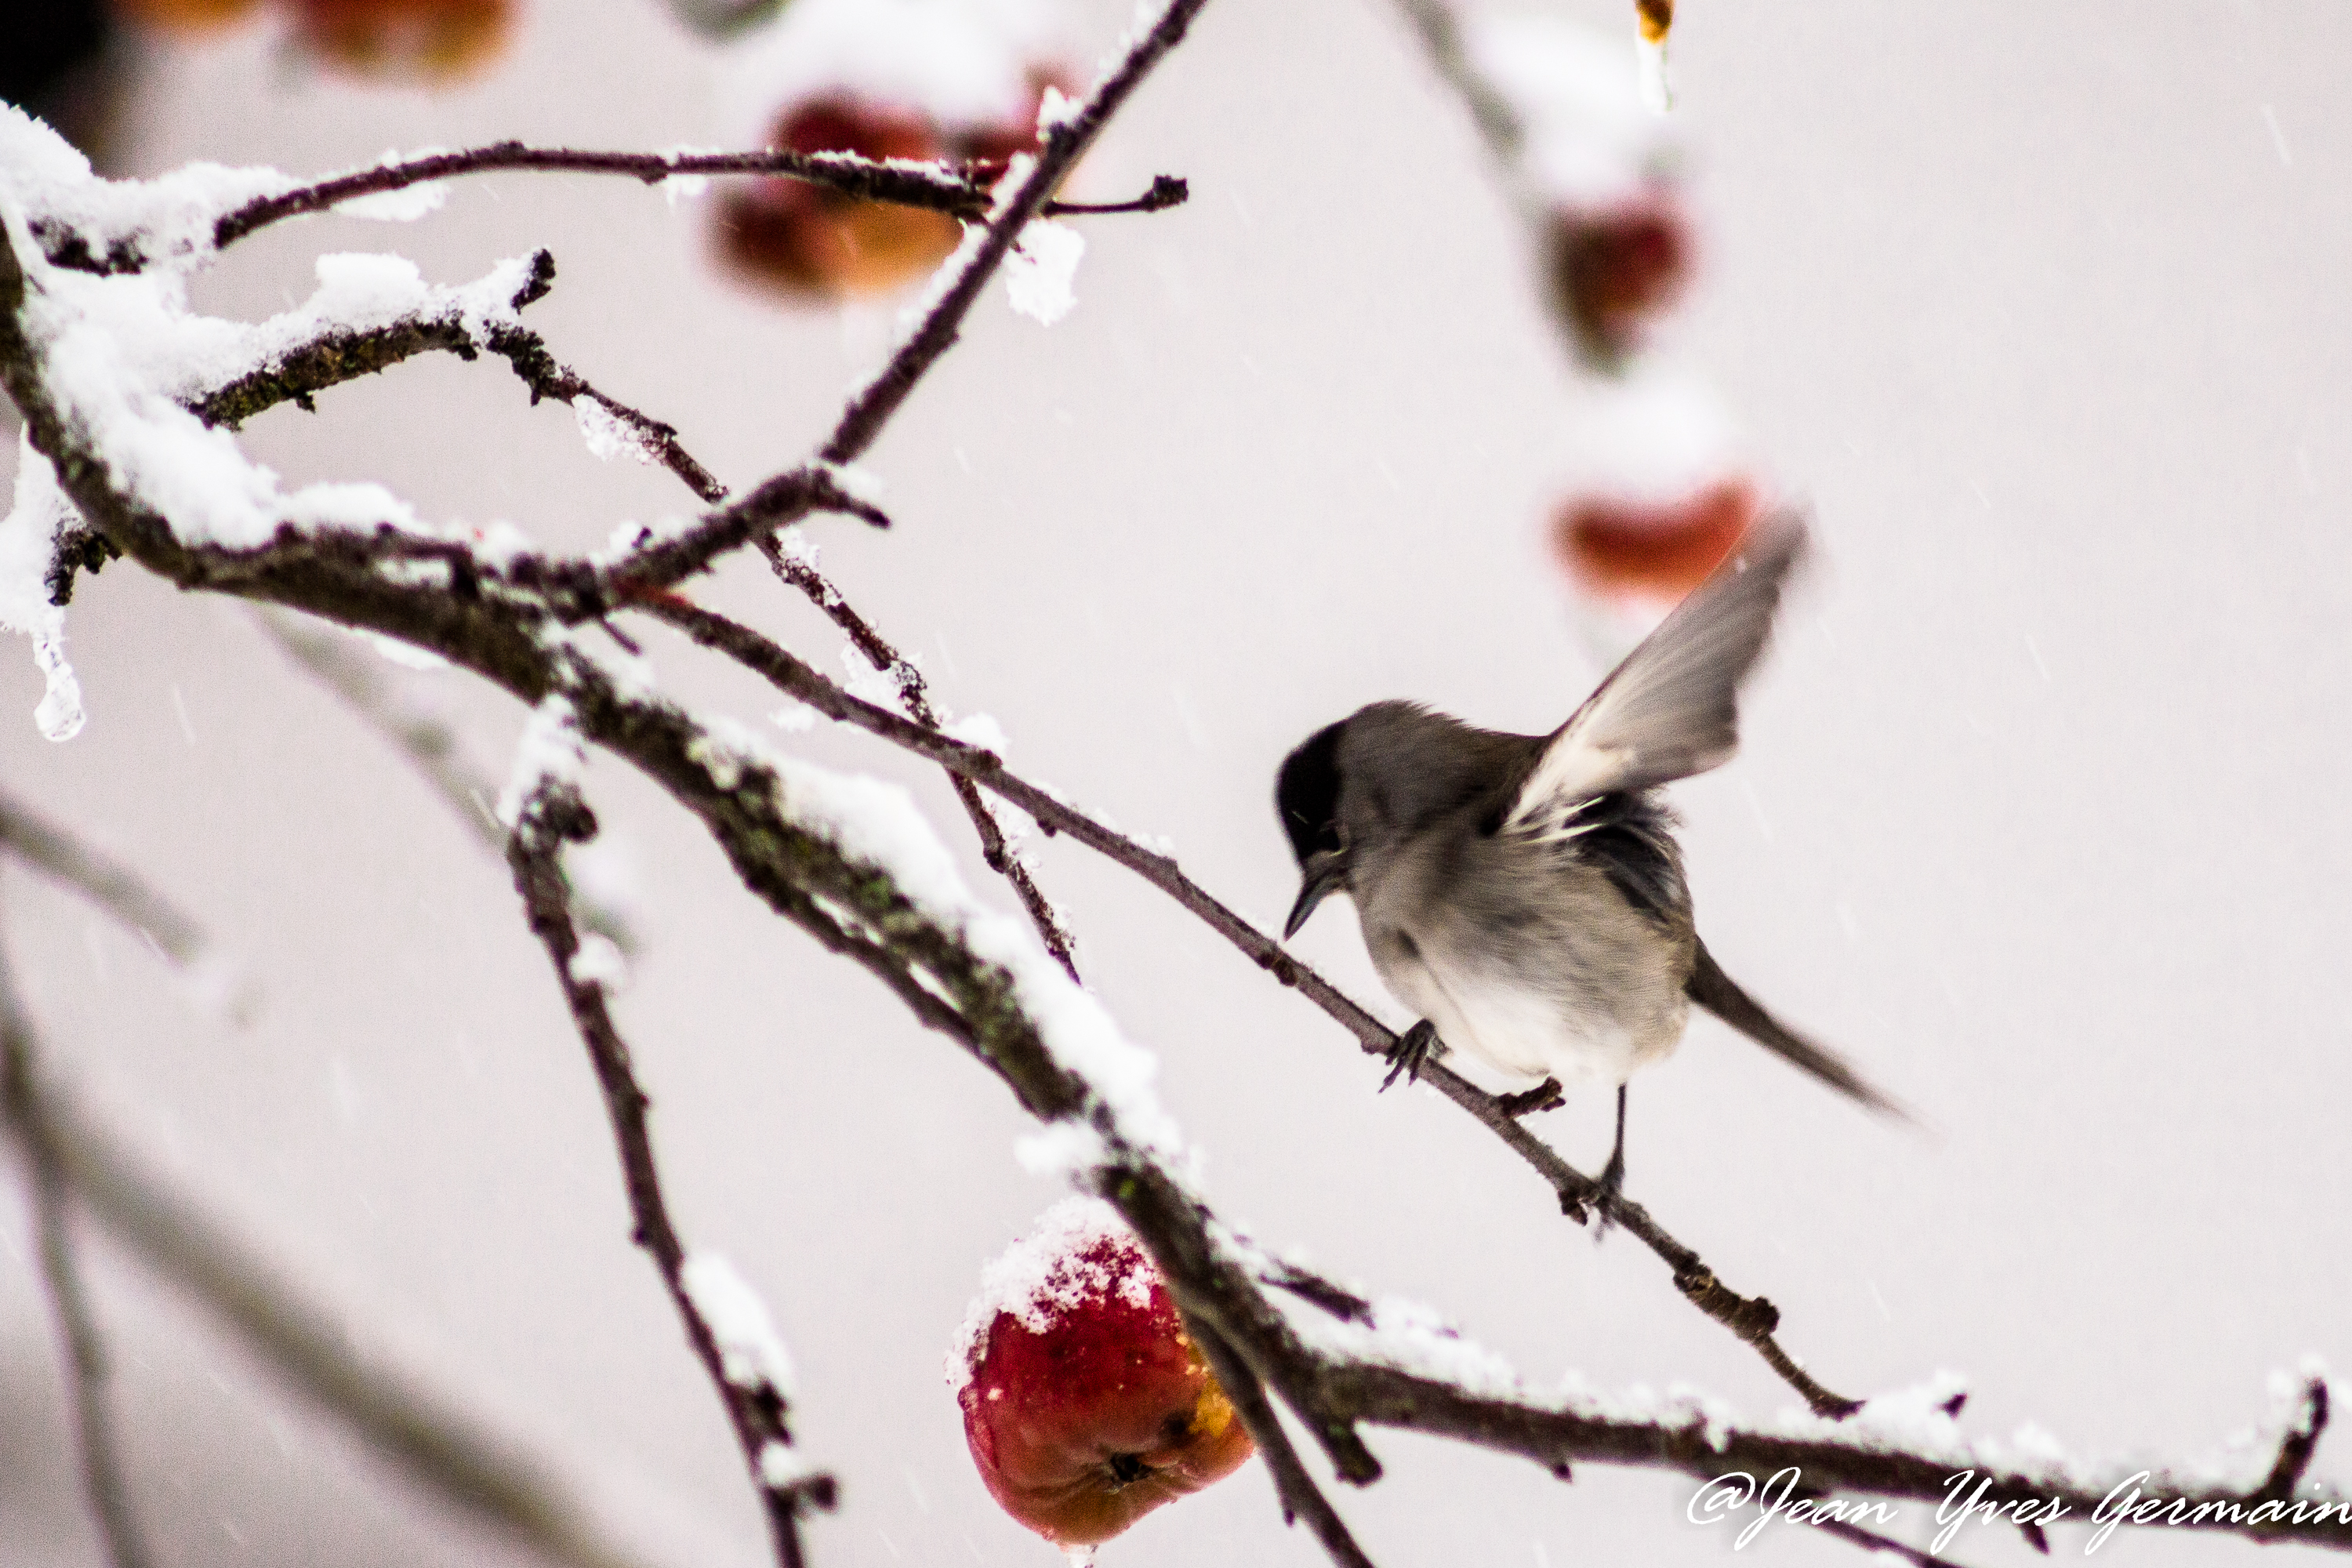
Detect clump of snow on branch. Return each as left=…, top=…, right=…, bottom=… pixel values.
left=757, top=1439, right=816, bottom=1490
left=0, top=106, right=292, bottom=270
left=567, top=932, right=630, bottom=992
left=333, top=182, right=448, bottom=223
left=1462, top=13, right=1679, bottom=209
left=0, top=434, right=85, bottom=739
left=572, top=399, right=662, bottom=468
left=946, top=1196, right=1152, bottom=1387
left=1, top=111, right=561, bottom=565
left=495, top=694, right=585, bottom=827
left=1004, top=217, right=1084, bottom=325
left=942, top=711, right=1008, bottom=753
left=681, top=1252, right=798, bottom=1396
left=720, top=0, right=1076, bottom=147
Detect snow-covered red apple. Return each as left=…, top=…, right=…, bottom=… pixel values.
left=716, top=0, right=1076, bottom=299
left=951, top=1198, right=1253, bottom=1549
left=289, top=0, right=512, bottom=80
left=1547, top=376, right=1766, bottom=652
left=1548, top=188, right=1693, bottom=362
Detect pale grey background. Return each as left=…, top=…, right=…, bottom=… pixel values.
left=3, top=2, right=2349, bottom=1565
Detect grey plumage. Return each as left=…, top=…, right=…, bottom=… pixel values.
left=1276, top=516, right=1905, bottom=1197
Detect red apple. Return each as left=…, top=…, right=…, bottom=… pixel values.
left=1552, top=476, right=1759, bottom=603
left=1548, top=188, right=1693, bottom=362
left=953, top=1200, right=1254, bottom=1548
left=288, top=0, right=512, bottom=82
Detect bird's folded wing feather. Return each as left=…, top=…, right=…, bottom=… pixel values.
left=1508, top=514, right=1809, bottom=826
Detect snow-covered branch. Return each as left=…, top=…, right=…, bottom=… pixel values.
left=631, top=591, right=1864, bottom=1416
left=507, top=779, right=832, bottom=1568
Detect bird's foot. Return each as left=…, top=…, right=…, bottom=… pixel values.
left=1380, top=1020, right=1439, bottom=1091
left=1588, top=1152, right=1628, bottom=1236
left=1494, top=1077, right=1565, bottom=1118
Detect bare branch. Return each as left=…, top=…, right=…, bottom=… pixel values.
left=506, top=783, right=832, bottom=1568
left=0, top=916, right=154, bottom=1568
left=7, top=1069, right=666, bottom=1568
left=196, top=142, right=1185, bottom=259
left=1386, top=0, right=1524, bottom=162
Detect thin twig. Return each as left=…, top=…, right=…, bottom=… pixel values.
left=201, top=143, right=1185, bottom=256
left=0, top=787, right=208, bottom=967
left=815, top=0, right=1218, bottom=468
left=631, top=594, right=1860, bottom=1414
left=256, top=608, right=639, bottom=954
left=599, top=0, right=1225, bottom=592
left=0, top=914, right=154, bottom=1568
left=1189, top=1319, right=1379, bottom=1568
left=506, top=785, right=832, bottom=1568
left=756, top=540, right=1077, bottom=977
left=1387, top=0, right=1524, bottom=162
left=3, top=1070, right=665, bottom=1568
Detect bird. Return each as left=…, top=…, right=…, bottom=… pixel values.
left=1273, top=515, right=1906, bottom=1213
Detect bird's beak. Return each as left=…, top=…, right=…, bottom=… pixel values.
left=1283, top=850, right=1349, bottom=940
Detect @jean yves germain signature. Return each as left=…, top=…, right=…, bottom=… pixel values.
left=1688, top=1467, right=2352, bottom=1555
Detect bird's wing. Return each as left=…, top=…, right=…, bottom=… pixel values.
left=1507, top=513, right=1808, bottom=829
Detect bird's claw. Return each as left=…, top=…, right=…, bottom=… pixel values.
left=1495, top=1077, right=1565, bottom=1118
left=1380, top=1020, right=1439, bottom=1091
left=1587, top=1153, right=1628, bottom=1236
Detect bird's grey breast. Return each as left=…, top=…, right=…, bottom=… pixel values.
left=1335, top=706, right=1699, bottom=1083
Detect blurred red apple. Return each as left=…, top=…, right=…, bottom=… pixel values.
left=1548, top=188, right=1693, bottom=362
left=952, top=1199, right=1253, bottom=1549
left=114, top=0, right=261, bottom=30
left=1553, top=476, right=1759, bottom=602
left=717, top=96, right=964, bottom=297
left=289, top=0, right=512, bottom=82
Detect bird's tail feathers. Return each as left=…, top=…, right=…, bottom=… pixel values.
left=1686, top=940, right=1913, bottom=1123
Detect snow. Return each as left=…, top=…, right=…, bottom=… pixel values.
left=1003, top=216, right=1084, bottom=325
left=573, top=400, right=661, bottom=467
left=4, top=181, right=535, bottom=550
left=1461, top=14, right=1678, bottom=208
left=495, top=694, right=585, bottom=827
left=332, top=183, right=448, bottom=223
left=1553, top=372, right=1749, bottom=508
left=769, top=699, right=821, bottom=733
left=681, top=1252, right=797, bottom=1396
left=568, top=932, right=630, bottom=991
left=818, top=460, right=887, bottom=506
left=757, top=1439, right=815, bottom=1490
left=942, top=711, right=1007, bottom=753
left=0, top=106, right=292, bottom=270
left=1636, top=29, right=1674, bottom=115
left=0, top=434, right=84, bottom=740
left=946, top=1196, right=1153, bottom=1387
left=721, top=0, right=1076, bottom=145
